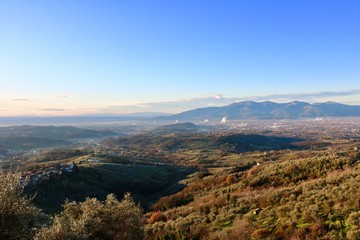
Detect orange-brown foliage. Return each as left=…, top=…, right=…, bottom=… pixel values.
left=148, top=211, right=167, bottom=224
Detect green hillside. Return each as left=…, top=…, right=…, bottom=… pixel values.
left=6, top=124, right=360, bottom=239
left=145, top=147, right=360, bottom=240
left=31, top=163, right=192, bottom=214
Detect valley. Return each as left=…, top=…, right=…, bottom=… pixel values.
left=1, top=117, right=360, bottom=239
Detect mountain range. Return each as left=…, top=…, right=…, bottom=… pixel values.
left=165, top=101, right=360, bottom=120
left=2, top=101, right=360, bottom=125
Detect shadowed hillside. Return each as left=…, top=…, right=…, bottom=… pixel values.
left=31, top=163, right=193, bottom=214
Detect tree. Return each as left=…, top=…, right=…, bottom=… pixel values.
left=346, top=211, right=360, bottom=240
left=0, top=172, right=41, bottom=240
left=36, top=193, right=145, bottom=240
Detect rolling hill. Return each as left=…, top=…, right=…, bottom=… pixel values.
left=0, top=125, right=116, bottom=155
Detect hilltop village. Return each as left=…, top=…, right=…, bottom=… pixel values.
left=20, top=159, right=103, bottom=187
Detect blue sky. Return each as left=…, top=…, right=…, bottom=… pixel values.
left=0, top=1, right=359, bottom=116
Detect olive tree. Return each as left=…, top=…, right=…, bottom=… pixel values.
left=36, top=193, right=145, bottom=240
left=0, top=172, right=41, bottom=240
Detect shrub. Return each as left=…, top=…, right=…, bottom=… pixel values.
left=346, top=211, right=360, bottom=240
left=148, top=211, right=167, bottom=224
left=36, top=193, right=144, bottom=240
left=0, top=172, right=41, bottom=240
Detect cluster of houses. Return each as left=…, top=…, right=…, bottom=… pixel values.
left=20, top=158, right=104, bottom=188
left=20, top=163, right=76, bottom=187
left=78, top=158, right=102, bottom=164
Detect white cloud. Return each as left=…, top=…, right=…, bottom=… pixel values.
left=245, top=90, right=360, bottom=102
left=11, top=98, right=32, bottom=101
left=54, top=93, right=72, bottom=98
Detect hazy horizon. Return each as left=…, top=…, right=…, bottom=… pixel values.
left=1, top=1, right=359, bottom=116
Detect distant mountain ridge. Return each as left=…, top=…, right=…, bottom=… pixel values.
left=165, top=101, right=360, bottom=120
